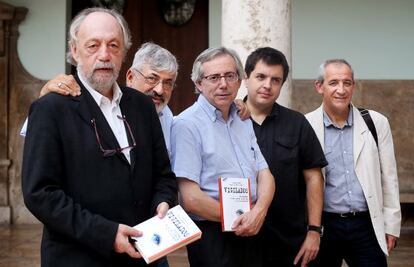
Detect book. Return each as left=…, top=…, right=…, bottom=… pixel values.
left=131, top=205, right=202, bottom=264
left=218, top=177, right=252, bottom=232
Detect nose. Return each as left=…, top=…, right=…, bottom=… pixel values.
left=153, top=82, right=164, bottom=95
left=97, top=45, right=110, bottom=61
left=336, top=82, right=346, bottom=94
left=218, top=76, right=228, bottom=87
left=263, top=78, right=272, bottom=89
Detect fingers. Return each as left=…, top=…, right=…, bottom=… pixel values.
left=114, top=224, right=142, bottom=259
left=156, top=202, right=169, bottom=218
left=386, top=234, right=398, bottom=254
left=294, top=248, right=304, bottom=265
left=39, top=74, right=80, bottom=98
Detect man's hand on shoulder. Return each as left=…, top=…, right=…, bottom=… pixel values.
left=234, top=99, right=250, bottom=121
left=39, top=74, right=81, bottom=98
left=113, top=224, right=142, bottom=259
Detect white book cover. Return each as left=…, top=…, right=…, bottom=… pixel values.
left=131, top=205, right=202, bottom=264
left=218, top=177, right=252, bottom=232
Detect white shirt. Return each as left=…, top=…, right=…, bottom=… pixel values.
left=78, top=73, right=131, bottom=163
left=21, top=73, right=132, bottom=164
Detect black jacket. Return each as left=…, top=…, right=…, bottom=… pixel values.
left=22, top=79, right=177, bottom=267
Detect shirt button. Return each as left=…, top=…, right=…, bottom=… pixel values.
left=343, top=151, right=347, bottom=154
left=348, top=191, right=352, bottom=194
left=346, top=170, right=349, bottom=174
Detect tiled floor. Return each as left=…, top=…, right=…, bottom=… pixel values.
left=1, top=224, right=414, bottom=267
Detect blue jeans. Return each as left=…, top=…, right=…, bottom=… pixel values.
left=312, top=212, right=387, bottom=267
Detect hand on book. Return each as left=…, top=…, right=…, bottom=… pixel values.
left=231, top=206, right=266, bottom=237
left=114, top=224, right=143, bottom=258
left=155, top=202, right=170, bottom=219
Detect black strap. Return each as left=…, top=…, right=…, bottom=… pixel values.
left=358, top=108, right=378, bottom=147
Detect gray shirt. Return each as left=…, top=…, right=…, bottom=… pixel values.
left=323, top=108, right=368, bottom=213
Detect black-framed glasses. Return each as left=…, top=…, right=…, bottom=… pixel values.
left=134, top=69, right=175, bottom=90
left=91, top=115, right=136, bottom=157
left=202, top=72, right=239, bottom=84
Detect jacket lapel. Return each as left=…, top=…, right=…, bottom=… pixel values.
left=74, top=76, right=130, bottom=165
left=119, top=88, right=137, bottom=169
left=353, top=105, right=367, bottom=166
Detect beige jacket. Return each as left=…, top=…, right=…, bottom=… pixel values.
left=305, top=105, right=401, bottom=255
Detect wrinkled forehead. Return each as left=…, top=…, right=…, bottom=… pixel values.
left=77, top=12, right=123, bottom=43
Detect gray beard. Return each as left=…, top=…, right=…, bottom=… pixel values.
left=78, top=63, right=119, bottom=93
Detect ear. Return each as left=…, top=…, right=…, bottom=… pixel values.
left=70, top=43, right=79, bottom=64
left=314, top=80, right=324, bottom=95
left=126, top=68, right=134, bottom=87
left=195, top=80, right=203, bottom=93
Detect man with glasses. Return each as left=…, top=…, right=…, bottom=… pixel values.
left=21, top=42, right=177, bottom=157
left=22, top=8, right=177, bottom=267
left=171, top=47, right=275, bottom=267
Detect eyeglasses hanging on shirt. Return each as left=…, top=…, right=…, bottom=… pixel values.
left=91, top=115, right=136, bottom=157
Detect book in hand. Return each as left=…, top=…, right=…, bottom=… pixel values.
left=131, top=205, right=202, bottom=264
left=218, top=177, right=252, bottom=232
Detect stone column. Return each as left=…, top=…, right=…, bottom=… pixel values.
left=222, top=0, right=292, bottom=107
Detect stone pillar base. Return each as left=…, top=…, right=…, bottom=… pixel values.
left=0, top=206, right=11, bottom=224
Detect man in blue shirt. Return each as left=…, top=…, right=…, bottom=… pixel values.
left=171, top=47, right=275, bottom=267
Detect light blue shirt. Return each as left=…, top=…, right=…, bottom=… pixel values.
left=159, top=105, right=173, bottom=159
left=171, top=94, right=268, bottom=219
left=323, top=108, right=368, bottom=213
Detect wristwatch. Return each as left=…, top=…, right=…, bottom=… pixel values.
left=307, top=225, right=324, bottom=237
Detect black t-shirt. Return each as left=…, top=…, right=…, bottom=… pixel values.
left=252, top=103, right=327, bottom=250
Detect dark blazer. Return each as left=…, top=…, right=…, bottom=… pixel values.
left=22, top=79, right=177, bottom=267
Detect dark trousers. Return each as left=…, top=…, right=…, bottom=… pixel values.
left=186, top=220, right=262, bottom=267
left=312, top=212, right=387, bottom=267
left=262, top=241, right=300, bottom=267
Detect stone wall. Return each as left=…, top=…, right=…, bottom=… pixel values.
left=292, top=80, right=414, bottom=202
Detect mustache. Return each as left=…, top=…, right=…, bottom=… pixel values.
left=145, top=91, right=165, bottom=103
left=93, top=62, right=115, bottom=71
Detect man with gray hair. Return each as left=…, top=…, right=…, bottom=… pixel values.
left=306, top=59, right=401, bottom=266
left=22, top=8, right=177, bottom=267
left=21, top=42, right=178, bottom=158
left=171, top=47, right=275, bottom=267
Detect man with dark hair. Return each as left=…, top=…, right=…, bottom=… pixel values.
left=306, top=59, right=401, bottom=266
left=244, top=47, right=327, bottom=267
left=22, top=8, right=177, bottom=267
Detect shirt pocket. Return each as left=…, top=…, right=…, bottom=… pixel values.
left=273, top=135, right=299, bottom=164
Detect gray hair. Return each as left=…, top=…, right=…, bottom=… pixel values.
left=131, top=42, right=178, bottom=79
left=317, top=59, right=354, bottom=83
left=66, top=7, right=132, bottom=65
left=191, top=46, right=245, bottom=83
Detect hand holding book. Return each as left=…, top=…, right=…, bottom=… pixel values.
left=231, top=204, right=267, bottom=236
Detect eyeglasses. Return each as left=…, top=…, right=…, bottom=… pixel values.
left=91, top=115, right=136, bottom=157
left=202, top=72, right=239, bottom=84
left=134, top=69, right=175, bottom=90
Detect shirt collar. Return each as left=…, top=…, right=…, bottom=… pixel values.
left=197, top=94, right=237, bottom=122
left=323, top=105, right=354, bottom=128
left=159, top=105, right=171, bottom=118
left=243, top=95, right=280, bottom=118
left=78, top=70, right=123, bottom=107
